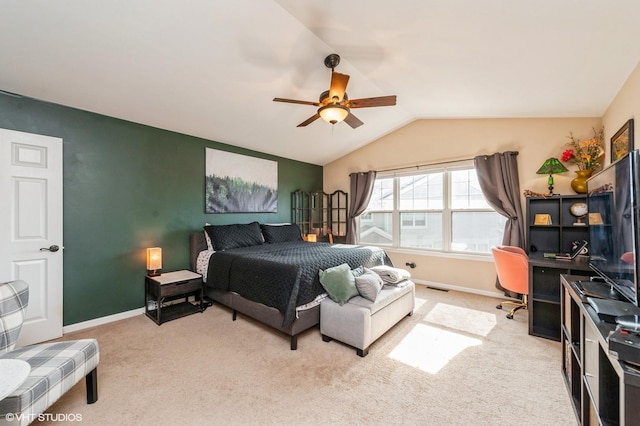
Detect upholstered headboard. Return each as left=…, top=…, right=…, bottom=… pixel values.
left=190, top=223, right=305, bottom=272
left=189, top=232, right=207, bottom=272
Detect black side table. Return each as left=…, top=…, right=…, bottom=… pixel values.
left=145, top=270, right=204, bottom=325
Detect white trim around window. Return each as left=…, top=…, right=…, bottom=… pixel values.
left=357, top=162, right=506, bottom=256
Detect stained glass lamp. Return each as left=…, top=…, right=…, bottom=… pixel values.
left=536, top=158, right=568, bottom=195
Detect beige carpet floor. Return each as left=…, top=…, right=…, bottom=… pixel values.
left=33, top=285, right=577, bottom=425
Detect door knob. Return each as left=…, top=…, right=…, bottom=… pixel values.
left=40, top=245, right=60, bottom=252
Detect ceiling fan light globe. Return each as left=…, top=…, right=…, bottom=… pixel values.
left=318, top=104, right=349, bottom=124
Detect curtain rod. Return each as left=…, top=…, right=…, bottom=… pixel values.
left=374, top=151, right=520, bottom=174
left=375, top=157, right=475, bottom=174
left=349, top=152, right=519, bottom=176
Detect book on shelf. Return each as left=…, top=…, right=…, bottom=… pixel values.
left=534, top=213, right=552, bottom=225
left=588, top=212, right=603, bottom=225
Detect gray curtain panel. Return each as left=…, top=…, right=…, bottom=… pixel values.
left=474, top=151, right=524, bottom=295
left=346, top=170, right=377, bottom=244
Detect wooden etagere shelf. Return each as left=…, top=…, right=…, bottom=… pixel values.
left=292, top=189, right=348, bottom=243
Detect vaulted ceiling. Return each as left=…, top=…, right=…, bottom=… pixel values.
left=1, top=1, right=639, bottom=165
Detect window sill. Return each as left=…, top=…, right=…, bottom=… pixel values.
left=368, top=246, right=495, bottom=262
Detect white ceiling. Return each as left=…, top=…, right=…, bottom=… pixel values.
left=1, top=1, right=639, bottom=165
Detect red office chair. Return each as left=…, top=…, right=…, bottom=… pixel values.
left=491, top=246, right=529, bottom=319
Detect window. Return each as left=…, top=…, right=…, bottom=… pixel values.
left=359, top=177, right=394, bottom=246
left=358, top=165, right=507, bottom=254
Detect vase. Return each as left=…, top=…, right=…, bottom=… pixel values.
left=571, top=170, right=592, bottom=194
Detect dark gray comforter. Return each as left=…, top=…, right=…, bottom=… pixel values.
left=206, top=241, right=392, bottom=327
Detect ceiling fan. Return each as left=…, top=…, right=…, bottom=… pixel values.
left=273, top=54, right=396, bottom=129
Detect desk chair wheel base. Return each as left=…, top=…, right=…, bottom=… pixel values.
left=495, top=304, right=517, bottom=319
left=496, top=295, right=528, bottom=319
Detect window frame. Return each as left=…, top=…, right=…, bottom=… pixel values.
left=358, top=163, right=504, bottom=255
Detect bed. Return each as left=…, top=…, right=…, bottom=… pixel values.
left=189, top=222, right=392, bottom=350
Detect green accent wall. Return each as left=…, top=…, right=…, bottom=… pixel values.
left=0, top=93, right=323, bottom=325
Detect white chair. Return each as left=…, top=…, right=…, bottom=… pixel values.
left=0, top=280, right=99, bottom=425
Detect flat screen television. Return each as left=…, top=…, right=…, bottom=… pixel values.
left=587, top=150, right=640, bottom=306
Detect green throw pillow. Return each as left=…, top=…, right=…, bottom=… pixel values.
left=319, top=263, right=359, bottom=305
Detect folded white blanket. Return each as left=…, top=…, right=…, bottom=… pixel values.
left=370, top=265, right=411, bottom=284
left=384, top=280, right=410, bottom=288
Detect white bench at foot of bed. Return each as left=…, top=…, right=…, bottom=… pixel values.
left=320, top=280, right=415, bottom=357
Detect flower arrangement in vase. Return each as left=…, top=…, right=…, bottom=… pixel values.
left=560, top=127, right=605, bottom=193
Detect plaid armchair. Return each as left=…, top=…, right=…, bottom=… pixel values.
left=0, top=281, right=99, bottom=425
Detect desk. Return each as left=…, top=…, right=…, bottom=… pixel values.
left=528, top=253, right=594, bottom=340
left=0, top=359, right=30, bottom=400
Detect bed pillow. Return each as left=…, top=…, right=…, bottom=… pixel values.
left=355, top=267, right=384, bottom=302
left=204, top=222, right=264, bottom=251
left=319, top=263, right=359, bottom=305
left=260, top=223, right=303, bottom=244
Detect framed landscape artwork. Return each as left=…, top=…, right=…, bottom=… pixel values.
left=610, top=118, right=634, bottom=163
left=205, top=148, right=278, bottom=213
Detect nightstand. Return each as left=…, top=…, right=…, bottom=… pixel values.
left=145, top=270, right=204, bottom=325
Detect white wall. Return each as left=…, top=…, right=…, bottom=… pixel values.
left=602, top=62, right=640, bottom=156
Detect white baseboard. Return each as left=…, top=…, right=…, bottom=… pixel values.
left=62, top=281, right=511, bottom=334
left=63, top=307, right=145, bottom=334
left=411, top=278, right=509, bottom=299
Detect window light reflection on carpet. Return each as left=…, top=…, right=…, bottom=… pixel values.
left=424, top=303, right=497, bottom=337
left=389, top=323, right=482, bottom=374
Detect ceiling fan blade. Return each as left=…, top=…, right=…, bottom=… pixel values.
left=297, top=113, right=321, bottom=127
left=329, top=72, right=350, bottom=102
left=347, top=95, right=397, bottom=108
left=273, top=97, right=320, bottom=106
left=344, top=113, right=364, bottom=129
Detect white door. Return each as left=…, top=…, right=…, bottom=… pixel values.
left=0, top=128, right=63, bottom=345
